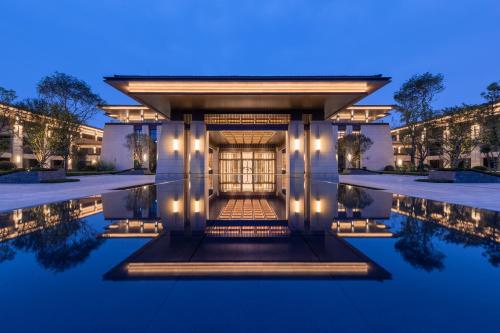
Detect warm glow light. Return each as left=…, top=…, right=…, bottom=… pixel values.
left=91, top=159, right=96, bottom=165
left=173, top=138, right=179, bottom=151
left=347, top=153, right=352, bottom=161
left=194, top=138, right=201, bottom=151
left=294, top=138, right=300, bottom=151
left=194, top=200, right=200, bottom=213
left=172, top=200, right=179, bottom=213
left=315, top=200, right=321, bottom=213
left=294, top=200, right=300, bottom=213
left=143, top=153, right=148, bottom=161
left=315, top=138, right=321, bottom=151
left=15, top=155, right=21, bottom=163
left=397, top=159, right=403, bottom=167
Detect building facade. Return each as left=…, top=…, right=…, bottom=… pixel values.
left=391, top=102, right=500, bottom=169
left=100, top=75, right=395, bottom=191
left=0, top=104, right=103, bottom=169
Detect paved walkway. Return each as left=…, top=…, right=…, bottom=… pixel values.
left=340, top=174, right=500, bottom=212
left=0, top=175, right=155, bottom=212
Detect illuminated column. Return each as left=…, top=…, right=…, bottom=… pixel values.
left=309, top=121, right=338, bottom=181
left=288, top=120, right=305, bottom=177
left=11, top=116, right=23, bottom=168
left=189, top=121, right=207, bottom=177
left=156, top=121, right=185, bottom=181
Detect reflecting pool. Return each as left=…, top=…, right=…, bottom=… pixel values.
left=1, top=178, right=499, bottom=333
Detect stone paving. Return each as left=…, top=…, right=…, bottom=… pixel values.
left=340, top=174, right=500, bottom=212
left=0, top=175, right=155, bottom=212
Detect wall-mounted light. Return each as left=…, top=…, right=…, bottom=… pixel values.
left=294, top=200, right=300, bottom=214
left=294, top=138, right=300, bottom=151
left=347, top=153, right=352, bottom=161
left=16, top=155, right=21, bottom=163
left=397, top=159, right=403, bottom=167
left=143, top=153, right=148, bottom=161
left=173, top=138, right=179, bottom=152
left=315, top=138, right=321, bottom=152
left=172, top=200, right=179, bottom=213
left=315, top=200, right=321, bottom=213
left=194, top=138, right=201, bottom=151
left=194, top=200, right=200, bottom=213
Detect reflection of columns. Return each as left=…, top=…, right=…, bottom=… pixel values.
left=288, top=177, right=306, bottom=231
left=309, top=121, right=338, bottom=181
left=309, top=180, right=338, bottom=231
left=288, top=120, right=305, bottom=177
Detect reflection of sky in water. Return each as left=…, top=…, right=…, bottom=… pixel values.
left=0, top=178, right=499, bottom=332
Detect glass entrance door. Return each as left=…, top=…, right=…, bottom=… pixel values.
left=219, top=150, right=275, bottom=193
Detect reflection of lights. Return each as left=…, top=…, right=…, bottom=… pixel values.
left=294, top=138, right=300, bottom=151
left=315, top=200, right=321, bottom=213
left=194, top=200, right=200, bottom=213
left=194, top=139, right=201, bottom=151
left=294, top=200, right=300, bottom=213
left=173, top=138, right=179, bottom=151
left=315, top=138, right=321, bottom=151
left=172, top=200, right=179, bottom=213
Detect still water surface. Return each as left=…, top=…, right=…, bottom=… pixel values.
left=0, top=179, right=499, bottom=333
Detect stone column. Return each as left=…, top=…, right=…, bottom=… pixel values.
left=288, top=120, right=305, bottom=177
left=156, top=121, right=185, bottom=182
left=11, top=119, right=23, bottom=168
left=309, top=121, right=338, bottom=181
left=189, top=121, right=207, bottom=177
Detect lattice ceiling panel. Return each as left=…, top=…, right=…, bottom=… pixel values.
left=220, top=131, right=276, bottom=144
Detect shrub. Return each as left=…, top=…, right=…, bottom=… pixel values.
left=384, top=165, right=395, bottom=171
left=0, top=161, right=17, bottom=171
left=472, top=165, right=488, bottom=171
left=77, top=161, right=115, bottom=172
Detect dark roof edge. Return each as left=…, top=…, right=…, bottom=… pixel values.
left=104, top=75, right=391, bottom=82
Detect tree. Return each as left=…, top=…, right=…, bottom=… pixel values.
left=0, top=86, right=17, bottom=151
left=394, top=73, right=444, bottom=169
left=477, top=81, right=500, bottom=170
left=439, top=105, right=480, bottom=168
left=17, top=99, right=60, bottom=168
left=37, top=72, right=105, bottom=170
left=125, top=133, right=154, bottom=169
left=337, top=133, right=373, bottom=169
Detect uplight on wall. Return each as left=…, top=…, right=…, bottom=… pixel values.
left=397, top=159, right=403, bottom=167
left=194, top=200, right=200, bottom=213
left=315, top=138, right=321, bottom=152
left=16, top=155, right=21, bottom=163
left=172, top=200, right=179, bottom=213
left=173, top=138, right=179, bottom=152
left=294, top=200, right=300, bottom=214
left=315, top=200, right=321, bottom=213
left=294, top=138, right=300, bottom=151
left=194, top=138, right=201, bottom=151
left=143, top=153, right=148, bottom=161
left=347, top=153, right=352, bottom=161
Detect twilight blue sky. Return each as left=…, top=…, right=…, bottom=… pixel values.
left=1, top=0, right=499, bottom=128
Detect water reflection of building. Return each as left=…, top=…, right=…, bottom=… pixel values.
left=392, top=194, right=500, bottom=243
left=0, top=197, right=102, bottom=242
left=103, top=179, right=392, bottom=280
left=100, top=185, right=162, bottom=238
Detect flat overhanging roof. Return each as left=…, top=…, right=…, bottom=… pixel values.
left=104, top=75, right=391, bottom=119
